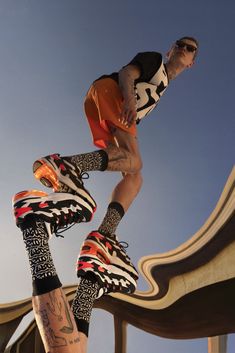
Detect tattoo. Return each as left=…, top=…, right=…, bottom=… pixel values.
left=34, top=290, right=80, bottom=349
left=40, top=309, right=67, bottom=348
left=60, top=293, right=74, bottom=334
left=106, top=145, right=132, bottom=172
left=47, top=290, right=74, bottom=334
left=119, top=70, right=136, bottom=97
left=47, top=291, right=63, bottom=321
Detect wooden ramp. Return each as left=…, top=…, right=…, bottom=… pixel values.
left=1, top=167, right=234, bottom=353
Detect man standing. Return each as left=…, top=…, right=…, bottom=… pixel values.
left=30, top=36, right=198, bottom=349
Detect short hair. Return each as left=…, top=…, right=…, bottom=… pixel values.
left=178, top=36, right=199, bottom=58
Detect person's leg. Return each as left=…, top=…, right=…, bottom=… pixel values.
left=32, top=79, right=142, bottom=339
left=13, top=190, right=95, bottom=353
left=72, top=128, right=142, bottom=336
left=63, top=127, right=142, bottom=212
left=32, top=137, right=141, bottom=190
left=71, top=275, right=100, bottom=339
left=32, top=288, right=81, bottom=353
left=21, top=217, right=82, bottom=353
left=106, top=127, right=143, bottom=211
left=32, top=78, right=139, bottom=196
left=30, top=136, right=142, bottom=346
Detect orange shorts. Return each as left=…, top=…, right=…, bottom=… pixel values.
left=84, top=78, right=137, bottom=148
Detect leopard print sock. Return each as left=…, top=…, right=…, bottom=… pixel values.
left=67, top=150, right=108, bottom=172
left=98, top=202, right=125, bottom=239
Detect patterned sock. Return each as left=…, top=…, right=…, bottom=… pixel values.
left=71, top=276, right=100, bottom=337
left=98, top=202, right=125, bottom=239
left=66, top=150, right=108, bottom=172
left=21, top=217, right=61, bottom=296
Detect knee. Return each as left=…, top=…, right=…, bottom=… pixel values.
left=131, top=155, right=143, bottom=174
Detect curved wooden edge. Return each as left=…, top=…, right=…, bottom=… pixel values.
left=110, top=167, right=235, bottom=307
left=0, top=297, right=32, bottom=324
left=95, top=278, right=235, bottom=339
left=1, top=277, right=235, bottom=352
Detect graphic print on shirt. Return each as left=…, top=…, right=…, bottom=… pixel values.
left=135, top=60, right=169, bottom=123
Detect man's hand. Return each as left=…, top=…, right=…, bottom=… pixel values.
left=119, top=95, right=137, bottom=128
left=118, top=64, right=140, bottom=128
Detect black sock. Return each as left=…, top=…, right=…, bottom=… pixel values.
left=21, top=217, right=62, bottom=296
left=98, top=202, right=125, bottom=239
left=67, top=150, right=108, bottom=172
left=71, top=275, right=100, bottom=337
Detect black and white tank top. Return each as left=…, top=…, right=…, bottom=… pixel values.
left=127, top=52, right=169, bottom=123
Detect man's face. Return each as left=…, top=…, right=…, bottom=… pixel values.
left=167, top=39, right=198, bottom=68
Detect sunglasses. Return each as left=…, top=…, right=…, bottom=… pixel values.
left=175, top=40, right=197, bottom=53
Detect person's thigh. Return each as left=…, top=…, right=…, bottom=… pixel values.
left=92, top=78, right=137, bottom=148
left=111, top=127, right=142, bottom=162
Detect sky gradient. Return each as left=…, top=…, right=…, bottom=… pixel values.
left=0, top=1, right=234, bottom=352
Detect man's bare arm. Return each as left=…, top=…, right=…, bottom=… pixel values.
left=118, top=65, right=141, bottom=127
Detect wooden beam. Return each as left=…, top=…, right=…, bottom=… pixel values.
left=114, top=315, right=127, bottom=353
left=208, top=335, right=227, bottom=353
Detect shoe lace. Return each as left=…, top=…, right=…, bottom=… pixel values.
left=59, top=172, right=89, bottom=193
left=54, top=211, right=82, bottom=238
left=103, top=233, right=129, bottom=252
left=119, top=241, right=129, bottom=251
left=81, top=172, right=89, bottom=180
left=54, top=224, right=75, bottom=238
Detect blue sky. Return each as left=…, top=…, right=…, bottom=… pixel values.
left=0, top=0, right=234, bottom=352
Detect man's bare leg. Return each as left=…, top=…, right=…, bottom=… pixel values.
left=106, top=127, right=143, bottom=211
left=18, top=217, right=83, bottom=353
left=32, top=288, right=81, bottom=353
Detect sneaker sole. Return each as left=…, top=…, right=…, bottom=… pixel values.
left=33, top=160, right=59, bottom=189
left=13, top=189, right=95, bottom=227
left=77, top=256, right=137, bottom=295
left=13, top=189, right=48, bottom=201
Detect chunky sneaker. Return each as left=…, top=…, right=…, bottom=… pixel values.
left=33, top=154, right=96, bottom=209
left=76, top=231, right=139, bottom=298
left=13, top=190, right=96, bottom=238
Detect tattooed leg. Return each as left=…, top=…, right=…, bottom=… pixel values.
left=105, top=126, right=142, bottom=174
left=33, top=287, right=82, bottom=353
left=18, top=218, right=85, bottom=352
